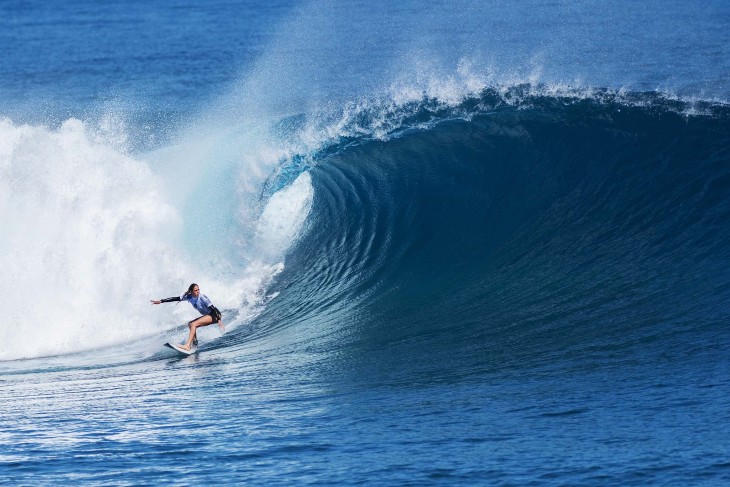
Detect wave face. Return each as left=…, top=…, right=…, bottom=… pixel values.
left=264, top=91, right=730, bottom=380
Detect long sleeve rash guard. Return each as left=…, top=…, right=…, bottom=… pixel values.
left=160, top=294, right=216, bottom=316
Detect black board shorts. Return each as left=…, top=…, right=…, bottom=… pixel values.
left=189, top=308, right=221, bottom=325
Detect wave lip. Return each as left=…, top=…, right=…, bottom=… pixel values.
left=263, top=82, right=730, bottom=192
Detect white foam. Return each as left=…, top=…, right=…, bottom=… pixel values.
left=0, top=114, right=321, bottom=360
left=0, top=118, right=198, bottom=360
left=254, top=172, right=314, bottom=261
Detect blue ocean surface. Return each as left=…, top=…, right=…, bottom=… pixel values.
left=1, top=0, right=730, bottom=485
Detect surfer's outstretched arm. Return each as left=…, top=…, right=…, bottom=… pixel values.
left=150, top=296, right=181, bottom=305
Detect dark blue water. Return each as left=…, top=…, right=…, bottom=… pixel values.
left=2, top=1, right=730, bottom=485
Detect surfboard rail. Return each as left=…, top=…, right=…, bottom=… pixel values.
left=164, top=342, right=198, bottom=355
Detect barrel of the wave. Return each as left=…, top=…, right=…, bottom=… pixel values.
left=268, top=94, right=730, bottom=381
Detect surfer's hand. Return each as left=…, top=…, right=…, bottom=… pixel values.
left=218, top=322, right=225, bottom=333
left=151, top=300, right=161, bottom=305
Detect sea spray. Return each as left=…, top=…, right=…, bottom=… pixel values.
left=0, top=118, right=188, bottom=359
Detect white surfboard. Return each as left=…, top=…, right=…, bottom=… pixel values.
left=164, top=342, right=198, bottom=356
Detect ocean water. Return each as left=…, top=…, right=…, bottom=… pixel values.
left=2, top=0, right=730, bottom=484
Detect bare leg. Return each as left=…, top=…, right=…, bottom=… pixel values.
left=181, top=315, right=214, bottom=350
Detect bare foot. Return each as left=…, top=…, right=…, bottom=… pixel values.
left=179, top=344, right=191, bottom=351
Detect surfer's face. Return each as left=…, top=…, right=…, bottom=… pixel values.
left=191, top=286, right=200, bottom=297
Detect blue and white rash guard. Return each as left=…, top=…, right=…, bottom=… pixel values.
left=160, top=293, right=216, bottom=315
left=185, top=294, right=214, bottom=315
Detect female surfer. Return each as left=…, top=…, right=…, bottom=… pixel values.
left=151, top=283, right=224, bottom=350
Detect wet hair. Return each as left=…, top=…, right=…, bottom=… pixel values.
left=182, top=283, right=199, bottom=299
